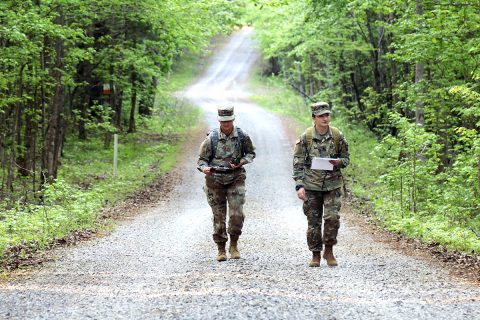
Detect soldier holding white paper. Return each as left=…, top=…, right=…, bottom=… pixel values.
left=292, top=102, right=349, bottom=267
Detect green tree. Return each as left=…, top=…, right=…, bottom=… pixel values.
left=248, top=0, right=480, bottom=251
left=0, top=0, right=243, bottom=199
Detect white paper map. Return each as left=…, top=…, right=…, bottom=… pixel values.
left=311, top=157, right=336, bottom=171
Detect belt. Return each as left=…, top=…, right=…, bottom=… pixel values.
left=211, top=166, right=242, bottom=174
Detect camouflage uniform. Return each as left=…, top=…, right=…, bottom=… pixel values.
left=293, top=105, right=349, bottom=253
left=197, top=124, right=255, bottom=244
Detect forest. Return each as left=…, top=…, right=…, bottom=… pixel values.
left=248, top=0, right=480, bottom=253
left=0, top=0, right=479, bottom=265
left=0, top=0, right=244, bottom=264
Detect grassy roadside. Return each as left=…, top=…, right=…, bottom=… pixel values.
left=0, top=49, right=211, bottom=271
left=248, top=70, right=479, bottom=256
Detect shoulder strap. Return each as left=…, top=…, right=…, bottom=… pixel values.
left=305, top=127, right=314, bottom=150
left=235, top=127, right=246, bottom=157
left=304, top=126, right=340, bottom=154
left=301, top=127, right=314, bottom=162
left=209, top=127, right=245, bottom=161
left=330, top=126, right=340, bottom=154
left=208, top=129, right=219, bottom=162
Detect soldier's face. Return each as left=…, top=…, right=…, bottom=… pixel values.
left=313, top=113, right=330, bottom=129
left=220, top=120, right=234, bottom=134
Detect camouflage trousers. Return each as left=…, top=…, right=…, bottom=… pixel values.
left=303, top=188, right=342, bottom=251
left=204, top=174, right=246, bottom=243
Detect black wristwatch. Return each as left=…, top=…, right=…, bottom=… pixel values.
left=295, top=185, right=304, bottom=191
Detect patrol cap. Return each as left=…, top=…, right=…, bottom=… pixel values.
left=310, top=102, right=331, bottom=116
left=217, top=106, right=235, bottom=121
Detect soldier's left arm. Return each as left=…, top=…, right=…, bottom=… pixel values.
left=241, top=134, right=256, bottom=165
left=292, top=137, right=306, bottom=187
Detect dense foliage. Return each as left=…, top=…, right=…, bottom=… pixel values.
left=0, top=0, right=243, bottom=262
left=0, top=0, right=243, bottom=195
left=248, top=0, right=480, bottom=253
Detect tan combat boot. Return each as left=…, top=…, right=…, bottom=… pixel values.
left=309, top=251, right=321, bottom=267
left=216, top=242, right=227, bottom=262
left=323, top=245, right=338, bottom=266
left=229, top=235, right=241, bottom=259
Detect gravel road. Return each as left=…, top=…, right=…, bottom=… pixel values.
left=1, top=27, right=479, bottom=320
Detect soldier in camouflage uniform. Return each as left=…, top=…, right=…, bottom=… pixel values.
left=197, top=106, right=256, bottom=262
left=293, top=102, right=349, bottom=267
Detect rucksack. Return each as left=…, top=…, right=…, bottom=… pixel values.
left=303, top=126, right=347, bottom=192
left=208, top=127, right=246, bottom=162
left=303, top=126, right=341, bottom=157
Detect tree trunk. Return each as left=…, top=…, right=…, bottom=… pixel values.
left=365, top=11, right=382, bottom=93
left=115, top=89, right=123, bottom=129
left=6, top=65, right=26, bottom=190
left=296, top=62, right=307, bottom=104
left=31, top=91, right=39, bottom=192
left=18, top=82, right=38, bottom=180
left=42, top=13, right=66, bottom=182
left=128, top=70, right=137, bottom=133
left=350, top=72, right=363, bottom=113
left=477, top=156, right=480, bottom=197
left=77, top=61, right=94, bottom=140
left=19, top=105, right=35, bottom=177
left=415, top=0, right=425, bottom=126
left=0, top=108, right=6, bottom=192
left=139, top=78, right=154, bottom=117
left=338, top=53, right=351, bottom=106
left=7, top=103, right=20, bottom=191
left=388, top=12, right=398, bottom=107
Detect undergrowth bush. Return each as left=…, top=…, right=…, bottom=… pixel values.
left=372, top=113, right=480, bottom=253
left=0, top=180, right=103, bottom=256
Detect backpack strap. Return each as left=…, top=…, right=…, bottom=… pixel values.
left=236, top=127, right=246, bottom=158
left=303, top=126, right=340, bottom=156
left=301, top=127, right=314, bottom=164
left=208, top=127, right=245, bottom=162
left=305, top=127, right=314, bottom=150
left=330, top=126, right=340, bottom=155
left=208, top=129, right=219, bottom=162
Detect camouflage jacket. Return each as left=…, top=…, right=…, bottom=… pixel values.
left=293, top=126, right=349, bottom=191
left=197, top=126, right=256, bottom=183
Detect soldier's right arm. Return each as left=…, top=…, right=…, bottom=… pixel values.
left=292, top=135, right=306, bottom=189
left=197, top=137, right=212, bottom=172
